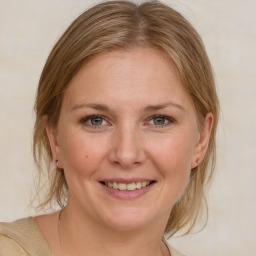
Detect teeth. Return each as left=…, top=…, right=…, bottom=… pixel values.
left=127, top=183, right=136, bottom=190
left=107, top=182, right=113, bottom=188
left=105, top=181, right=152, bottom=191
left=136, top=182, right=142, bottom=189
left=113, top=182, right=118, bottom=189
left=119, top=183, right=127, bottom=190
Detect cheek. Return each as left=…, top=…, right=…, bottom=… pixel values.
left=58, top=132, right=108, bottom=178
left=150, top=133, right=195, bottom=168
left=159, top=146, right=191, bottom=189
left=148, top=134, right=195, bottom=188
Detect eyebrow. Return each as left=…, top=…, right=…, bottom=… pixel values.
left=143, top=102, right=185, bottom=112
left=70, top=101, right=185, bottom=113
left=71, top=103, right=110, bottom=112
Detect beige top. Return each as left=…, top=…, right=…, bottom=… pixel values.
left=0, top=218, right=184, bottom=256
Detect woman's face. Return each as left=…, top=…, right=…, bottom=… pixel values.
left=47, top=47, right=212, bottom=231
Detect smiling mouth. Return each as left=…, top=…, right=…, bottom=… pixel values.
left=100, top=181, right=156, bottom=191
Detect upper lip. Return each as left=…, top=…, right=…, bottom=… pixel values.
left=100, top=178, right=155, bottom=184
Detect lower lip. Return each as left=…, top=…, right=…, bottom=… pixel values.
left=100, top=182, right=156, bottom=200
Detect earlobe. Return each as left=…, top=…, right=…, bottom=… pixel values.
left=43, top=115, right=62, bottom=168
left=191, top=113, right=213, bottom=169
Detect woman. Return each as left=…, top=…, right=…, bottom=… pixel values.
left=0, top=1, right=219, bottom=255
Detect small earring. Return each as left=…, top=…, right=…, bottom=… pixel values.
left=56, top=160, right=60, bottom=165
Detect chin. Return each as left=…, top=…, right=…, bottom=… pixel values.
left=100, top=206, right=157, bottom=232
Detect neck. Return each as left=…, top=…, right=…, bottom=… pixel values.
left=58, top=204, right=169, bottom=256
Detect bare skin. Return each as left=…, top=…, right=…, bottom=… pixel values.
left=35, top=47, right=212, bottom=256
left=35, top=210, right=170, bottom=256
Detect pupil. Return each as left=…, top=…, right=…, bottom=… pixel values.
left=91, top=117, right=102, bottom=125
left=154, top=117, right=165, bottom=125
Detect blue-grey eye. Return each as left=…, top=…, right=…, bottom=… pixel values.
left=148, top=115, right=172, bottom=127
left=153, top=117, right=167, bottom=125
left=81, top=115, right=110, bottom=128
left=89, top=116, right=104, bottom=126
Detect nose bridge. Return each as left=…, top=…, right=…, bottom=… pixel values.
left=109, top=121, right=145, bottom=168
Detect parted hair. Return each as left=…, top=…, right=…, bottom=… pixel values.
left=33, top=0, right=219, bottom=236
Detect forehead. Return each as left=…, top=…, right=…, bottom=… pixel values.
left=62, top=47, right=194, bottom=112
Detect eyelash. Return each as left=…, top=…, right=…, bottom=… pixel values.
left=80, top=115, right=110, bottom=129
left=80, top=114, right=175, bottom=129
left=147, top=115, right=175, bottom=128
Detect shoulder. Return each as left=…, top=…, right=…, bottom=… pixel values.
left=0, top=217, right=52, bottom=256
left=0, top=234, right=27, bottom=256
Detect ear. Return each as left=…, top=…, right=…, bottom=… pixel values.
left=43, top=115, right=63, bottom=168
left=191, top=112, right=213, bottom=169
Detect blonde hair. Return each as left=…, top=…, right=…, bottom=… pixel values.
left=33, top=0, right=219, bottom=236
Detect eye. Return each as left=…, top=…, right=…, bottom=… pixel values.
left=147, top=115, right=174, bottom=127
left=81, top=115, right=110, bottom=128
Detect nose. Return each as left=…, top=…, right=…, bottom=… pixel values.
left=108, top=125, right=146, bottom=169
